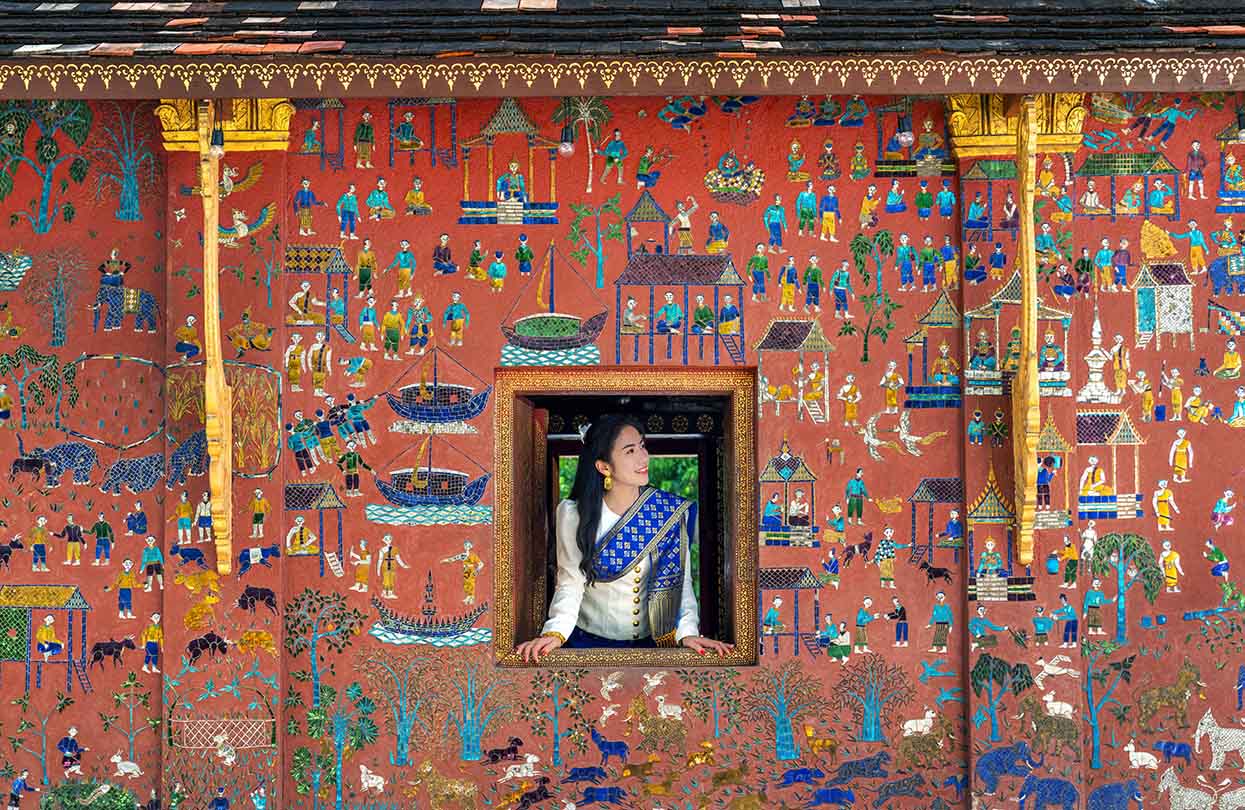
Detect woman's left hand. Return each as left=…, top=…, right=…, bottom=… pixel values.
left=679, top=636, right=734, bottom=656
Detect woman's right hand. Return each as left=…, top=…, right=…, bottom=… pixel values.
left=516, top=634, right=563, bottom=663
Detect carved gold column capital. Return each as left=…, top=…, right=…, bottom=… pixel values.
left=946, top=93, right=1086, bottom=157
left=158, top=97, right=295, bottom=152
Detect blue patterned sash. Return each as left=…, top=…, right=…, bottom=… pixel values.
left=591, top=486, right=696, bottom=645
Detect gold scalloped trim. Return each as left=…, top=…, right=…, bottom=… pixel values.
left=2, top=54, right=1244, bottom=97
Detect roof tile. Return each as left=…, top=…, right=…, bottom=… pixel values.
left=173, top=42, right=222, bottom=54
left=298, top=40, right=345, bottom=53
left=91, top=43, right=142, bottom=56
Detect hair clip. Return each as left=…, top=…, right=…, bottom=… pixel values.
left=577, top=422, right=590, bottom=444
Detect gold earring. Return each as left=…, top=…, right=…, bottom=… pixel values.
left=603, top=471, right=613, bottom=491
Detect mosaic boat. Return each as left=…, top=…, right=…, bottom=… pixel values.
left=500, top=243, right=606, bottom=352
left=384, top=349, right=491, bottom=423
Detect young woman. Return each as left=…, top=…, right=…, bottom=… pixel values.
left=516, top=414, right=734, bottom=662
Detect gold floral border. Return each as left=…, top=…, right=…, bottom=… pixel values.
left=2, top=53, right=1245, bottom=98
left=492, top=366, right=758, bottom=669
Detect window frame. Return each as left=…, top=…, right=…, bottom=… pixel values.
left=492, top=365, right=758, bottom=668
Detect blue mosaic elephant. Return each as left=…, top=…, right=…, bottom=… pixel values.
left=167, top=429, right=208, bottom=489
left=1087, top=781, right=1143, bottom=810
left=975, top=742, right=1043, bottom=796
left=23, top=438, right=99, bottom=487
left=100, top=453, right=165, bottom=495
left=92, top=282, right=158, bottom=333
left=1017, top=774, right=1077, bottom=810
left=1210, top=256, right=1245, bottom=296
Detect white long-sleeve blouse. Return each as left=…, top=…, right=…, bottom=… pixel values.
left=540, top=497, right=701, bottom=643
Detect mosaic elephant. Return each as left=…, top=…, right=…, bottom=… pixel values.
left=975, top=741, right=1043, bottom=796
left=100, top=453, right=165, bottom=495
left=21, top=437, right=99, bottom=487
left=1017, top=774, right=1077, bottom=810
left=1087, top=781, right=1143, bottom=810
left=1210, top=255, right=1245, bottom=296
left=92, top=282, right=158, bottom=333
left=166, top=429, right=207, bottom=489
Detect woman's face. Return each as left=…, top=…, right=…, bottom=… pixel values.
left=601, top=424, right=649, bottom=488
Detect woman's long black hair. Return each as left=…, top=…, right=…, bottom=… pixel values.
left=569, top=413, right=645, bottom=585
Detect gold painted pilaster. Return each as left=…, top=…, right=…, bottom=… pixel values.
left=196, top=100, right=234, bottom=576
left=157, top=97, right=295, bottom=152
left=1012, top=96, right=1040, bottom=567
left=946, top=93, right=1086, bottom=157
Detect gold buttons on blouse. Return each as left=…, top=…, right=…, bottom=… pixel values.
left=633, top=596, right=640, bottom=604
left=633, top=620, right=640, bottom=626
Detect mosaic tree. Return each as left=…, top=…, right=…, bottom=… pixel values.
left=0, top=100, right=92, bottom=233
left=8, top=691, right=73, bottom=785
left=314, top=682, right=378, bottom=810
left=552, top=97, right=613, bottom=194
left=843, top=229, right=901, bottom=362
left=358, top=649, right=438, bottom=767
left=518, top=668, right=591, bottom=767
left=1083, top=639, right=1136, bottom=769
left=23, top=247, right=86, bottom=348
left=0, top=345, right=78, bottom=431
left=970, top=652, right=1035, bottom=742
left=568, top=193, right=624, bottom=289
left=97, top=670, right=159, bottom=764
left=283, top=588, right=367, bottom=710
left=1088, top=532, right=1164, bottom=645
left=442, top=658, right=513, bottom=761
left=743, top=660, right=821, bottom=761
left=86, top=100, right=160, bottom=223
left=829, top=652, right=915, bottom=744
left=677, top=668, right=743, bottom=738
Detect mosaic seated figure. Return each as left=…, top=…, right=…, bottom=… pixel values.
left=913, top=118, right=947, bottom=162
left=1215, top=338, right=1242, bottom=379
left=787, top=140, right=810, bottom=183
left=761, top=493, right=784, bottom=530
left=786, top=95, right=816, bottom=127
left=1148, top=180, right=1175, bottom=215
left=964, top=193, right=990, bottom=229
left=839, top=95, right=868, bottom=127
left=929, top=342, right=960, bottom=385
left=1116, top=180, right=1144, bottom=215
left=814, top=96, right=842, bottom=127
left=1038, top=330, right=1067, bottom=371
left=1079, top=180, right=1110, bottom=215
left=393, top=112, right=424, bottom=151
left=969, top=329, right=997, bottom=371
left=1002, top=327, right=1023, bottom=373
left=1226, top=154, right=1245, bottom=193
left=1078, top=457, right=1114, bottom=498
left=976, top=539, right=1005, bottom=578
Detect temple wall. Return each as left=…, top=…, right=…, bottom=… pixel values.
left=0, top=91, right=1239, bottom=809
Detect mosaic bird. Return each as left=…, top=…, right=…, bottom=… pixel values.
left=858, top=412, right=899, bottom=460
left=642, top=670, right=668, bottom=695
left=599, top=670, right=623, bottom=701
left=219, top=203, right=276, bottom=248
left=894, top=410, right=947, bottom=456
left=181, top=161, right=264, bottom=197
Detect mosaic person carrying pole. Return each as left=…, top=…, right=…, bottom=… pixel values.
left=517, top=414, right=733, bottom=660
